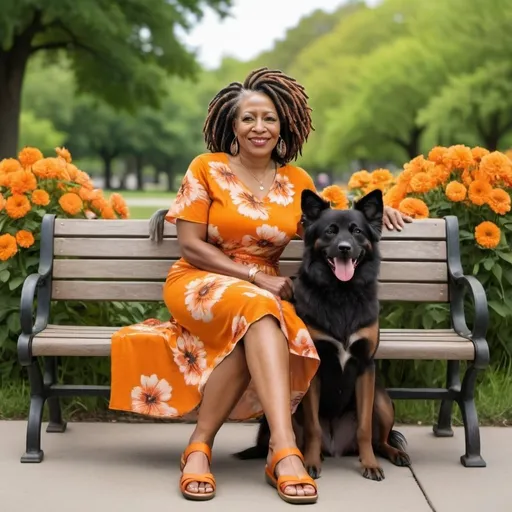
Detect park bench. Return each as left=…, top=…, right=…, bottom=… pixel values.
left=17, top=212, right=490, bottom=468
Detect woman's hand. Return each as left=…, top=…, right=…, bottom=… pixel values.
left=254, top=272, right=294, bottom=301
left=383, top=206, right=413, bottom=231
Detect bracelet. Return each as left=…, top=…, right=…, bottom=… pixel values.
left=248, top=266, right=261, bottom=283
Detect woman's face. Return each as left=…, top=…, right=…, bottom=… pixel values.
left=233, top=91, right=281, bottom=159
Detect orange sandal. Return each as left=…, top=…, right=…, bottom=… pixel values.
left=179, top=442, right=216, bottom=501
left=265, top=448, right=318, bottom=505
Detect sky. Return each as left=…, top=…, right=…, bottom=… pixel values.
left=180, top=0, right=381, bottom=69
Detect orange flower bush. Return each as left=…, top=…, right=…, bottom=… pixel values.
left=0, top=146, right=130, bottom=266
left=347, top=144, right=512, bottom=364
left=348, top=168, right=397, bottom=199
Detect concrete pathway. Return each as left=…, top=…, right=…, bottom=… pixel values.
left=0, top=422, right=509, bottom=511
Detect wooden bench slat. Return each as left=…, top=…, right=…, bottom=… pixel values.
left=53, top=218, right=447, bottom=240
left=54, top=238, right=448, bottom=261
left=51, top=280, right=448, bottom=302
left=31, top=330, right=473, bottom=360
left=53, top=259, right=448, bottom=282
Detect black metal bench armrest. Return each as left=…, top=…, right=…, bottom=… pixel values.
left=20, top=272, right=52, bottom=336
left=18, top=214, right=55, bottom=337
left=445, top=215, right=490, bottom=369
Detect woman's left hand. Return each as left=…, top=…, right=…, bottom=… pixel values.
left=383, top=206, right=413, bottom=231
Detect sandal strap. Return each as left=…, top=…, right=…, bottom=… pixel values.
left=180, top=473, right=216, bottom=491
left=181, top=442, right=212, bottom=467
left=277, top=475, right=317, bottom=494
left=268, top=447, right=304, bottom=478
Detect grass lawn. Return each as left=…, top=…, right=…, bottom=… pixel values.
left=106, top=190, right=176, bottom=199
left=128, top=206, right=165, bottom=219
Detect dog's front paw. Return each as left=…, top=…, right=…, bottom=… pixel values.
left=304, top=452, right=322, bottom=479
left=360, top=456, right=385, bottom=481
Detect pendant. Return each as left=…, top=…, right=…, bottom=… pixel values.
left=259, top=185, right=264, bottom=191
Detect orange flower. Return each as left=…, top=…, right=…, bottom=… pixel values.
left=479, top=151, right=512, bottom=185
left=320, top=185, right=348, bottom=209
left=109, top=192, right=130, bottom=218
left=0, top=193, right=5, bottom=211
left=428, top=146, right=448, bottom=165
left=468, top=180, right=492, bottom=206
left=410, top=172, right=434, bottom=194
left=487, top=188, right=511, bottom=215
left=471, top=147, right=489, bottom=162
left=9, top=170, right=37, bottom=195
left=398, top=198, right=429, bottom=219
left=91, top=190, right=108, bottom=212
left=74, top=170, right=94, bottom=189
left=5, top=194, right=31, bottom=219
left=55, top=147, right=72, bottom=163
left=18, top=147, right=43, bottom=168
left=475, top=221, right=501, bottom=249
left=370, top=168, right=394, bottom=186
left=431, top=164, right=450, bottom=186
left=66, top=163, right=79, bottom=181
left=0, top=158, right=23, bottom=174
left=383, top=184, right=406, bottom=209
left=100, top=205, right=116, bottom=219
left=15, top=230, right=35, bottom=248
left=59, top=193, right=83, bottom=215
left=31, top=189, right=50, bottom=206
left=78, top=186, right=95, bottom=202
left=348, top=170, right=371, bottom=189
left=0, top=233, right=18, bottom=261
left=443, top=144, right=474, bottom=171
left=32, top=157, right=69, bottom=180
left=445, top=181, right=467, bottom=202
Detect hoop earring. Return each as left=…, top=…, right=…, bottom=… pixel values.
left=230, top=137, right=239, bottom=156
left=276, top=137, right=287, bottom=159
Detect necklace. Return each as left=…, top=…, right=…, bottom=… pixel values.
left=240, top=160, right=277, bottom=191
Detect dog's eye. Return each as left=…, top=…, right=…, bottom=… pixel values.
left=353, top=227, right=363, bottom=235
left=325, top=225, right=338, bottom=236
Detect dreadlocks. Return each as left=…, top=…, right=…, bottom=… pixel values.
left=203, top=67, right=313, bottom=165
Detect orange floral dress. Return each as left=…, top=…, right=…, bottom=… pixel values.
left=109, top=152, right=320, bottom=421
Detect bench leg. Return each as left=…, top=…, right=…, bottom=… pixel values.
left=44, top=357, right=67, bottom=434
left=458, top=363, right=486, bottom=468
left=433, top=360, right=460, bottom=438
left=21, top=360, right=46, bottom=463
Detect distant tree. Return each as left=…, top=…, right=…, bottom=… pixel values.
left=418, top=62, right=512, bottom=151
left=0, top=0, right=232, bottom=158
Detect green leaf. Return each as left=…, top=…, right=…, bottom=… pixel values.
left=0, top=269, right=10, bottom=283
left=483, top=258, right=495, bottom=271
left=8, top=276, right=25, bottom=291
left=6, top=312, right=20, bottom=334
left=488, top=300, right=509, bottom=318
left=492, top=264, right=503, bottom=285
left=497, top=252, right=512, bottom=265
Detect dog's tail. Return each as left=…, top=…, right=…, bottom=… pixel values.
left=388, top=429, right=408, bottom=452
left=233, top=444, right=268, bottom=460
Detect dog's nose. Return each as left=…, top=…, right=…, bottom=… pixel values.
left=337, top=242, right=351, bottom=253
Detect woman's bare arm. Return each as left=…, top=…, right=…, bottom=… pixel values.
left=176, top=219, right=252, bottom=281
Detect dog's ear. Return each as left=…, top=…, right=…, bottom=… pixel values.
left=354, top=189, right=384, bottom=239
left=301, top=189, right=330, bottom=226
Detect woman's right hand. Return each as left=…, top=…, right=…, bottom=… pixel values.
left=253, top=272, right=294, bottom=301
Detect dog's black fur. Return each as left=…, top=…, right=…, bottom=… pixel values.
left=234, top=189, right=410, bottom=480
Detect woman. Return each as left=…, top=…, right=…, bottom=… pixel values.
left=109, top=67, right=410, bottom=505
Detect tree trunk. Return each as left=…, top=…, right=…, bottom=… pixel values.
left=0, top=35, right=34, bottom=159
left=101, top=154, right=113, bottom=190
left=135, top=155, right=144, bottom=191
left=405, top=126, right=424, bottom=160
left=165, top=160, right=175, bottom=192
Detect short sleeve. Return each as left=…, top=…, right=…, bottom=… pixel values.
left=165, top=156, right=212, bottom=225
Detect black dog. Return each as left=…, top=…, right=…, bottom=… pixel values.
left=234, top=189, right=410, bottom=481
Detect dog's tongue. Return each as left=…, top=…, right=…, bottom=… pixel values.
left=334, top=257, right=355, bottom=281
